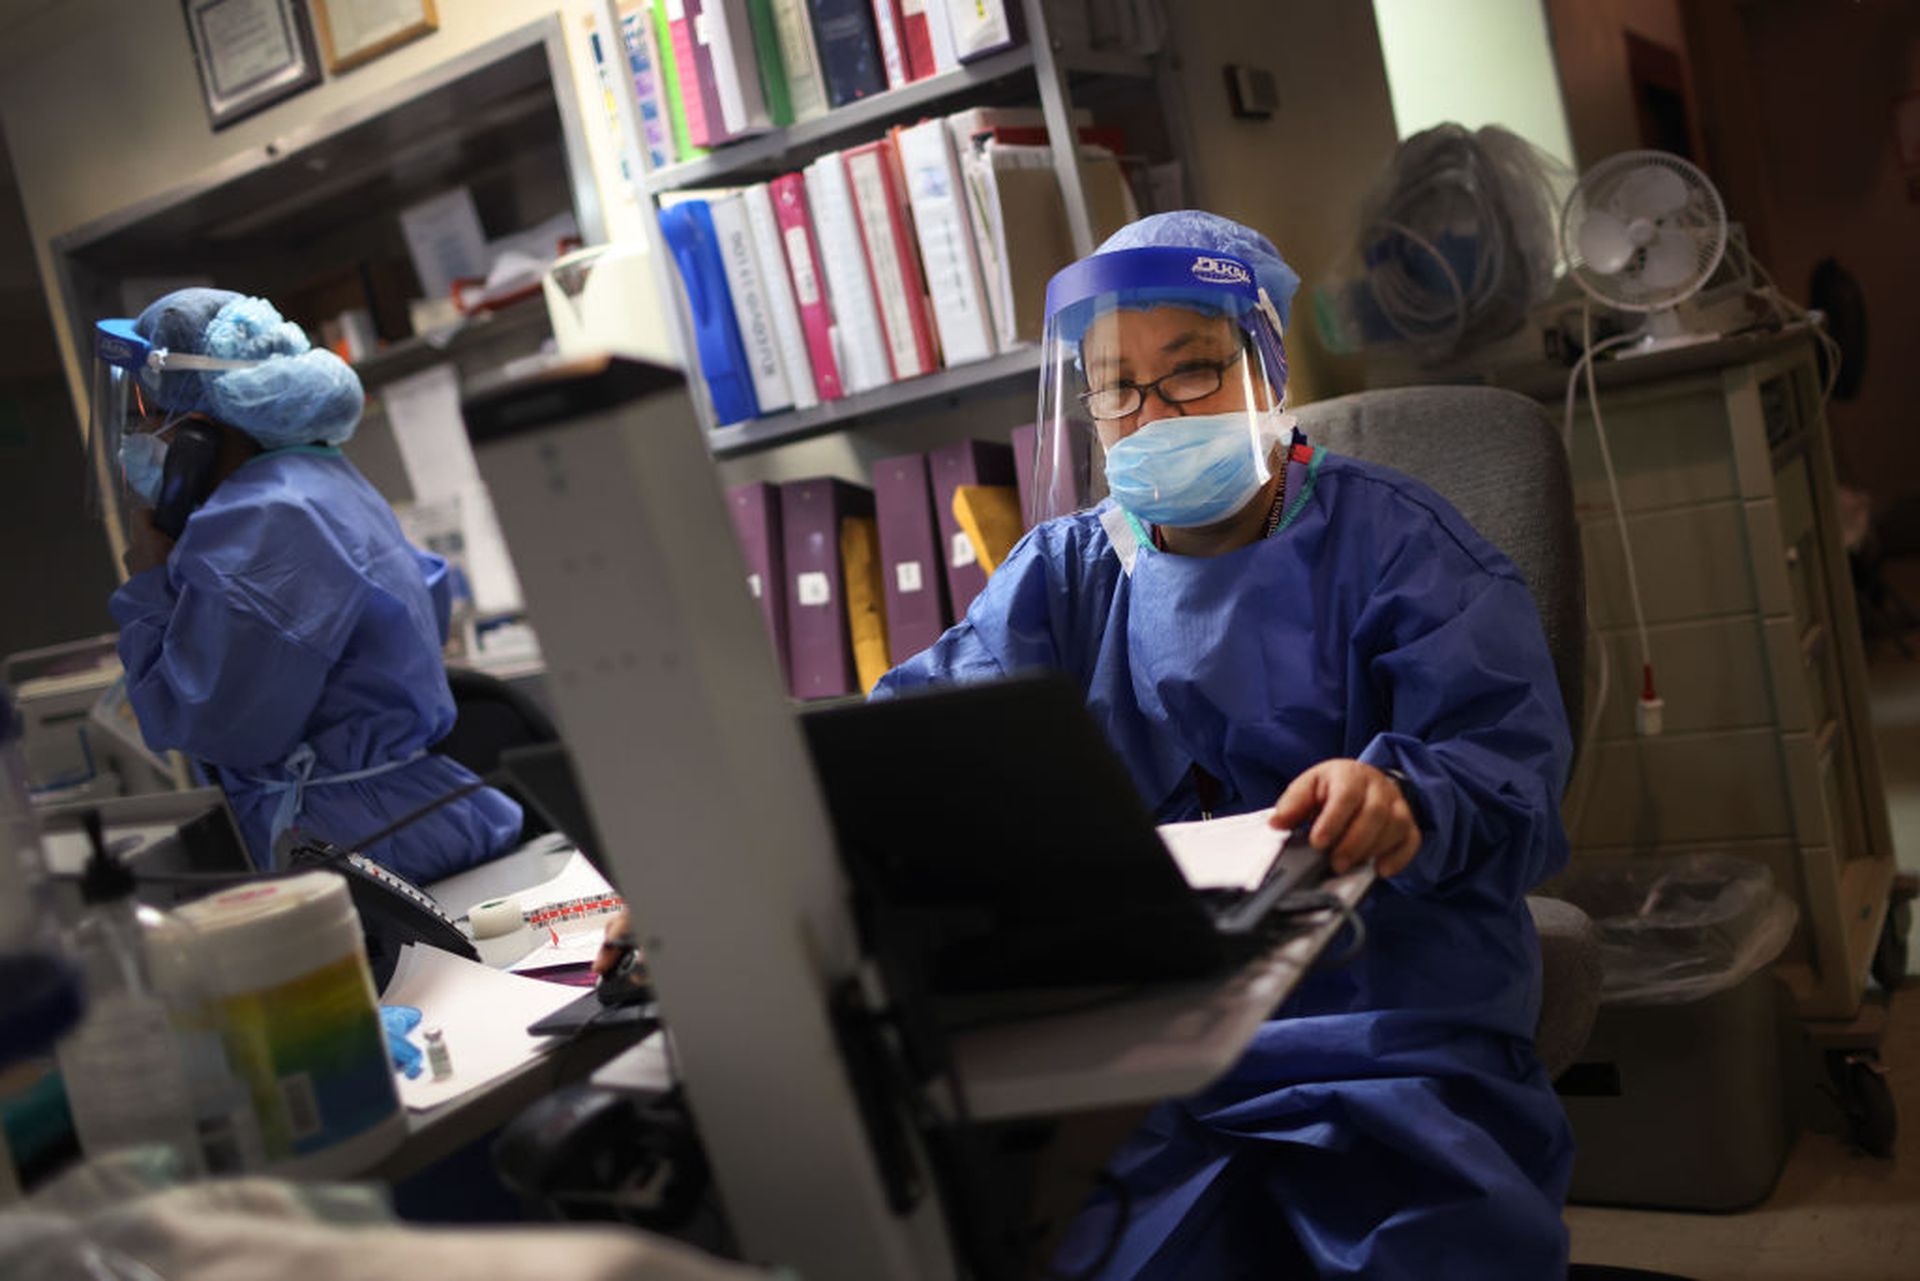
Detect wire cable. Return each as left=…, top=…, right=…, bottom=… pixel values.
left=1579, top=304, right=1656, bottom=699
left=1562, top=615, right=1612, bottom=838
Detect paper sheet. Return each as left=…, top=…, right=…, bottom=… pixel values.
left=399, top=187, right=488, bottom=302
left=504, top=851, right=625, bottom=971
left=383, top=364, right=480, bottom=501
left=1157, top=811, right=1290, bottom=893
left=381, top=944, right=583, bottom=1111
left=382, top=365, right=523, bottom=615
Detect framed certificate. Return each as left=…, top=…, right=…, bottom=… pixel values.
left=311, top=0, right=438, bottom=75
left=183, top=0, right=323, bottom=130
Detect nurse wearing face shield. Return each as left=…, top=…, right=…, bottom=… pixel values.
left=91, top=288, right=522, bottom=884
left=877, top=213, right=1574, bottom=1277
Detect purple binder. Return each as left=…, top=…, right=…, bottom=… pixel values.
left=726, top=483, right=789, bottom=688
left=927, top=438, right=1015, bottom=618
left=780, top=477, right=875, bottom=699
left=872, top=453, right=953, bottom=665
left=1010, top=422, right=1038, bottom=531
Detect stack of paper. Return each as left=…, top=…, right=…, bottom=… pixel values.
left=381, top=944, right=585, bottom=1111
left=1157, top=811, right=1291, bottom=893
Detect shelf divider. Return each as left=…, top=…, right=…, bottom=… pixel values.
left=708, top=346, right=1043, bottom=457
left=643, top=46, right=1039, bottom=194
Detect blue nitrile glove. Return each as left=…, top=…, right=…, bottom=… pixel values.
left=381, top=1004, right=424, bottom=1079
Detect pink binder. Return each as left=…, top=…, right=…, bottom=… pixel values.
left=769, top=172, right=846, bottom=402
left=670, top=0, right=728, bottom=148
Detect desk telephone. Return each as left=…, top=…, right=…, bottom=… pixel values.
left=288, top=837, right=478, bottom=990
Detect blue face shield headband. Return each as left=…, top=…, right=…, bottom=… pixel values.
left=1043, top=246, right=1290, bottom=394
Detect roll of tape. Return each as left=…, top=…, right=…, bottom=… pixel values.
left=469, top=896, right=525, bottom=940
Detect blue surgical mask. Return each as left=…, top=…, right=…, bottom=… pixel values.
left=1104, top=410, right=1286, bottom=528
left=119, top=433, right=169, bottom=506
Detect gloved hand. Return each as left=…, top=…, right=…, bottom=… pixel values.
left=380, top=1004, right=425, bottom=1079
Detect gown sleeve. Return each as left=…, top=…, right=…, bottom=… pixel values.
left=109, top=500, right=371, bottom=771
left=1350, top=525, right=1573, bottom=907
left=414, top=547, right=453, bottom=643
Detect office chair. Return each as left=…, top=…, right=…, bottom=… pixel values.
left=1294, top=384, right=1599, bottom=1073
left=1296, top=386, right=1689, bottom=1281
left=434, top=666, right=561, bottom=779
left=434, top=666, right=563, bottom=842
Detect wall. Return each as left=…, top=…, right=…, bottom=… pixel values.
left=0, top=0, right=642, bottom=449
left=1162, top=0, right=1401, bottom=406
left=0, top=136, right=115, bottom=657
left=1374, top=0, right=1576, bottom=167
left=1686, top=0, right=1920, bottom=503
left=1546, top=0, right=1699, bottom=168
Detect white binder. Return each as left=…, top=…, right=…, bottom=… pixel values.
left=742, top=182, right=820, bottom=410
left=804, top=154, right=895, bottom=395
left=706, top=191, right=795, bottom=414
left=895, top=118, right=995, bottom=367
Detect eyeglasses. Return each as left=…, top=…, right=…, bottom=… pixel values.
left=1078, top=346, right=1247, bottom=422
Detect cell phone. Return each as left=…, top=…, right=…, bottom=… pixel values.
left=151, top=420, right=224, bottom=539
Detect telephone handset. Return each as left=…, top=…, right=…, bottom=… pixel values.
left=288, top=837, right=480, bottom=991
left=151, top=419, right=225, bottom=540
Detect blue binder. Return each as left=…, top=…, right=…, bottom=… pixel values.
left=658, top=200, right=760, bottom=426
left=805, top=0, right=887, bottom=107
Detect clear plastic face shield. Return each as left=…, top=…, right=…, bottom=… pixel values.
left=1031, top=247, right=1292, bottom=529
left=87, top=318, right=261, bottom=518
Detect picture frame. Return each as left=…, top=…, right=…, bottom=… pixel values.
left=310, top=0, right=438, bottom=75
left=182, top=0, right=324, bottom=131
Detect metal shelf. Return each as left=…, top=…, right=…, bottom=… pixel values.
left=643, top=46, right=1040, bottom=193
left=707, top=346, right=1044, bottom=457
left=353, top=299, right=552, bottom=388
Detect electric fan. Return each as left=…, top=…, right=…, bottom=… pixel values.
left=1561, top=150, right=1729, bottom=355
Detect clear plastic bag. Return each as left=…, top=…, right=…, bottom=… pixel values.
left=1548, top=854, right=1800, bottom=1005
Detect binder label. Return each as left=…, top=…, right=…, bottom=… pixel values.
left=950, top=531, right=977, bottom=568
left=785, top=226, right=822, bottom=305
left=797, top=571, right=832, bottom=606
left=896, top=561, right=924, bottom=593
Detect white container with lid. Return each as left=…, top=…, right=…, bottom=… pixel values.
left=177, top=872, right=405, bottom=1178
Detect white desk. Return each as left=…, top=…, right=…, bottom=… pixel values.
left=361, top=837, right=638, bottom=1181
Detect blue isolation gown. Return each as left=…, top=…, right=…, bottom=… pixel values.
left=110, top=447, right=522, bottom=884
left=876, top=449, right=1575, bottom=1279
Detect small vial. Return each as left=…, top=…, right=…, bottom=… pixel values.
left=424, top=1027, right=454, bottom=1081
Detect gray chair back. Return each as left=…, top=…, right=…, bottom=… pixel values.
left=1293, top=385, right=1585, bottom=747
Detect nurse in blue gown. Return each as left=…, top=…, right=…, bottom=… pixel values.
left=98, top=288, right=521, bottom=883
left=876, top=213, right=1575, bottom=1278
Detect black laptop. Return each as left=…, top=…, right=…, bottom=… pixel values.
left=799, top=675, right=1324, bottom=993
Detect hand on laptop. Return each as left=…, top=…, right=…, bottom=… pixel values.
left=1269, top=760, right=1421, bottom=878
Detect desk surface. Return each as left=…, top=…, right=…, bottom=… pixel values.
left=362, top=840, right=630, bottom=1181
left=1488, top=325, right=1812, bottom=402
left=371, top=1023, right=640, bottom=1182
left=587, top=869, right=1376, bottom=1126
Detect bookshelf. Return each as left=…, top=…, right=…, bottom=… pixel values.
left=641, top=45, right=1043, bottom=193
left=707, top=344, right=1043, bottom=456
left=596, top=0, right=1188, bottom=457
